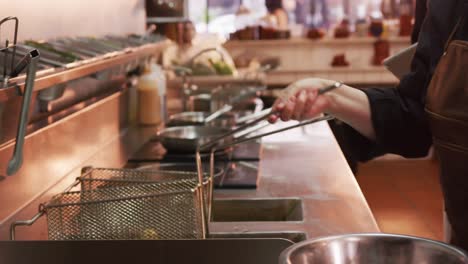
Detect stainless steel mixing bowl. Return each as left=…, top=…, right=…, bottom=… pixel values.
left=279, top=233, right=468, bottom=264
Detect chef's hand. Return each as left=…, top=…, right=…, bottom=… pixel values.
left=268, top=78, right=336, bottom=123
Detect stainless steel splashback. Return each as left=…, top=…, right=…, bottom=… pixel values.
left=0, top=40, right=167, bottom=239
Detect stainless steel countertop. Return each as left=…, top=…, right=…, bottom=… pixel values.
left=210, top=121, right=379, bottom=238
left=1, top=118, right=378, bottom=240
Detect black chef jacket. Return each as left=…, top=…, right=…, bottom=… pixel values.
left=345, top=0, right=468, bottom=162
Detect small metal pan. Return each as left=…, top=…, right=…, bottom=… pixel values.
left=167, top=108, right=270, bottom=128
left=157, top=126, right=232, bottom=153
left=167, top=112, right=237, bottom=127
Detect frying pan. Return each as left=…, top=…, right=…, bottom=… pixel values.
left=167, top=107, right=273, bottom=128
left=167, top=112, right=237, bottom=127
left=157, top=126, right=233, bottom=153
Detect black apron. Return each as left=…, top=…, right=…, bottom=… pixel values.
left=425, top=2, right=468, bottom=250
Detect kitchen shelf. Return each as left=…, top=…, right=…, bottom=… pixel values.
left=0, top=40, right=170, bottom=102
left=225, top=36, right=411, bottom=47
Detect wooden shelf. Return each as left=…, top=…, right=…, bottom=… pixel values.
left=225, top=36, right=411, bottom=47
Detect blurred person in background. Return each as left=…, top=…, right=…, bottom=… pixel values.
left=162, top=20, right=236, bottom=75
left=264, top=0, right=289, bottom=29
left=309, top=0, right=329, bottom=27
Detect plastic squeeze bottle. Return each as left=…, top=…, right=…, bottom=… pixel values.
left=137, top=65, right=162, bottom=125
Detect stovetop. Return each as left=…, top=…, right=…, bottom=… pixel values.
left=128, top=139, right=261, bottom=162
left=126, top=139, right=262, bottom=188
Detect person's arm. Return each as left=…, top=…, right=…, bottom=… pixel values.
left=269, top=78, right=375, bottom=140
left=270, top=0, right=461, bottom=159
left=162, top=45, right=179, bottom=68
left=411, top=0, right=427, bottom=43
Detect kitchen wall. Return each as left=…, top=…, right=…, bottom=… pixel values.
left=0, top=0, right=146, bottom=41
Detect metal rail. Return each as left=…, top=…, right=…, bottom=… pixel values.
left=0, top=41, right=169, bottom=102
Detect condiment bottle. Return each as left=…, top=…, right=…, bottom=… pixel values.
left=399, top=0, right=413, bottom=36
left=150, top=63, right=167, bottom=123
left=137, top=65, right=162, bottom=125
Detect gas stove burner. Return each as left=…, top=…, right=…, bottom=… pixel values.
left=165, top=148, right=230, bottom=159
left=129, top=140, right=262, bottom=163
left=128, top=161, right=259, bottom=189
left=214, top=161, right=259, bottom=188
left=127, top=139, right=262, bottom=188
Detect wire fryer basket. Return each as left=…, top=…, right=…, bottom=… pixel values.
left=42, top=167, right=210, bottom=240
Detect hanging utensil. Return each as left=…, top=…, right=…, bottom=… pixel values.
left=235, top=107, right=272, bottom=124
left=6, top=49, right=40, bottom=176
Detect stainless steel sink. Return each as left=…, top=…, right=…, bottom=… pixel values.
left=209, top=231, right=307, bottom=243
left=211, top=198, right=303, bottom=222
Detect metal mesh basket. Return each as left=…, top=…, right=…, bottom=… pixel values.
left=42, top=168, right=210, bottom=240
left=79, top=167, right=210, bottom=192
left=79, top=167, right=213, bottom=216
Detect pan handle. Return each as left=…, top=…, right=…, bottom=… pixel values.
left=236, top=107, right=272, bottom=124
left=198, top=107, right=275, bottom=152
left=204, top=104, right=233, bottom=123
left=215, top=115, right=334, bottom=151
left=205, top=87, right=265, bottom=124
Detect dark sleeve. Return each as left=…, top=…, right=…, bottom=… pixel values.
left=411, top=0, right=427, bottom=43
left=343, top=0, right=462, bottom=161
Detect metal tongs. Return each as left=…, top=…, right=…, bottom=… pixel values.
left=195, top=81, right=343, bottom=221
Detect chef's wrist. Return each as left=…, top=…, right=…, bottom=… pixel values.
left=323, top=82, right=349, bottom=115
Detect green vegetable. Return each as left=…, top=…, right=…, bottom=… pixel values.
left=190, top=62, right=216, bottom=76
left=24, top=40, right=81, bottom=63
left=208, top=59, right=234, bottom=76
